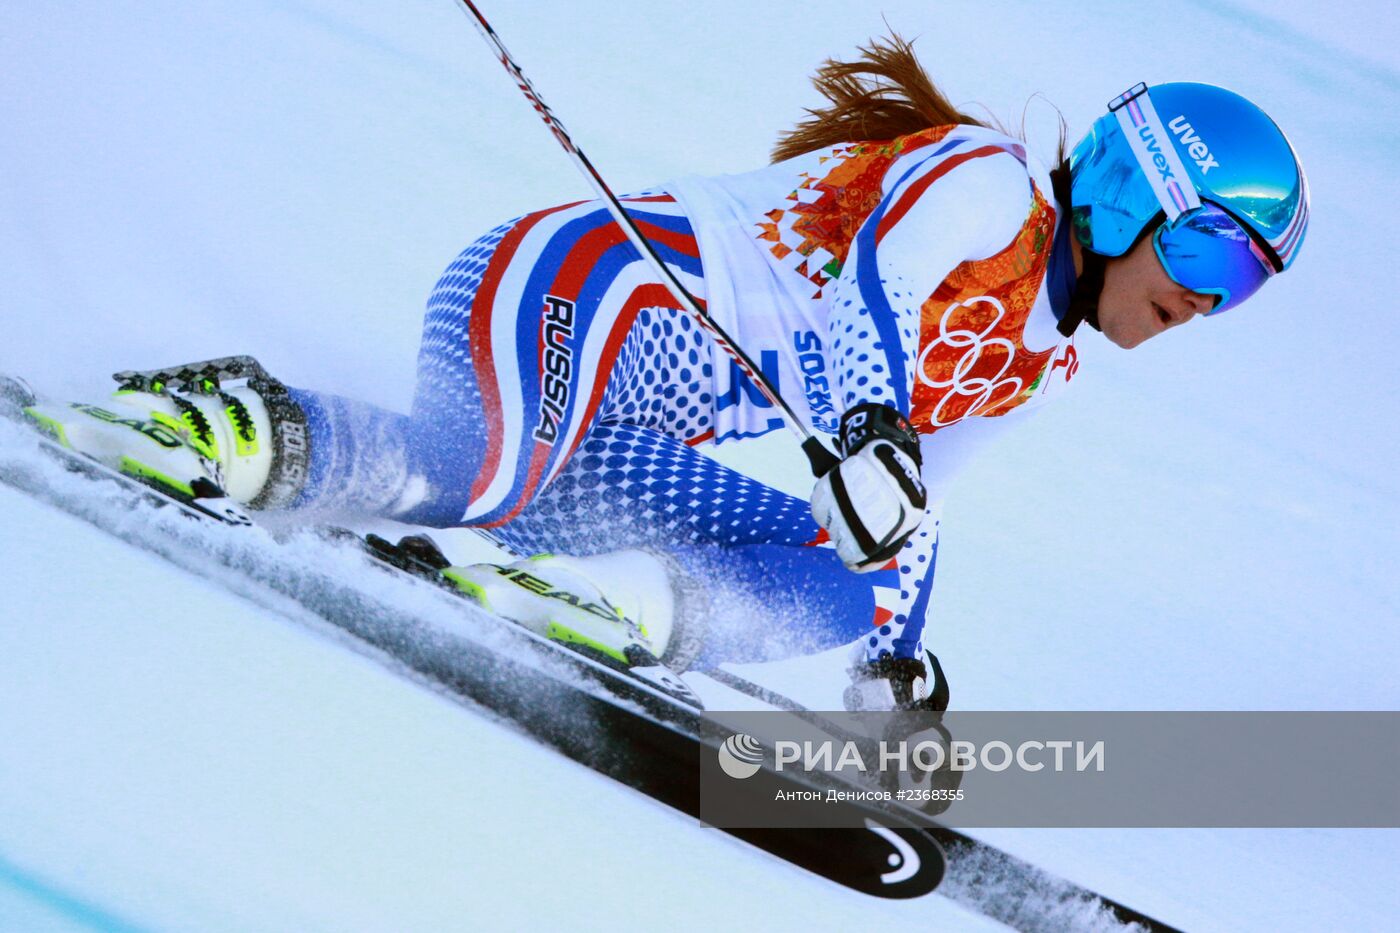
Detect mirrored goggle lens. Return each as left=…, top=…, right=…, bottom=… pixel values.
left=1154, top=203, right=1275, bottom=315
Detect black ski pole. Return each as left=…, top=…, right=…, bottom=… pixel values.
left=452, top=0, right=840, bottom=477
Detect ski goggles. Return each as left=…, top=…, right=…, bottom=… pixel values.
left=1152, top=202, right=1278, bottom=315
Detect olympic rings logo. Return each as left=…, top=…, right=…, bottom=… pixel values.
left=915, top=295, right=1023, bottom=427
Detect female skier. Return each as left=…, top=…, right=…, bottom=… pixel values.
left=21, top=37, right=1309, bottom=709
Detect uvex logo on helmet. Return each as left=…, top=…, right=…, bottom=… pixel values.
left=1135, top=124, right=1177, bottom=184
left=1167, top=116, right=1220, bottom=174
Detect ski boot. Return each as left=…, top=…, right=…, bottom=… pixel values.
left=365, top=534, right=703, bottom=706
left=15, top=356, right=309, bottom=509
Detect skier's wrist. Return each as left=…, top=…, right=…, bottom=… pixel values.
left=838, top=402, right=920, bottom=464
left=811, top=403, right=927, bottom=573
left=845, top=655, right=935, bottom=711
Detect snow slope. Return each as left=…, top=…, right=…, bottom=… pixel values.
left=0, top=479, right=1008, bottom=932
left=2, top=1, right=1397, bottom=929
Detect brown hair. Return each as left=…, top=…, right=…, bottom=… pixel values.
left=772, top=34, right=995, bottom=163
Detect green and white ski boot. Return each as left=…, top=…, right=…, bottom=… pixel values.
left=365, top=534, right=703, bottom=707
left=14, top=356, right=309, bottom=509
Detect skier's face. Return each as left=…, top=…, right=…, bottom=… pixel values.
left=1097, top=235, right=1216, bottom=349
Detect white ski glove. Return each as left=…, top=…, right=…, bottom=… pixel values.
left=810, top=403, right=926, bottom=573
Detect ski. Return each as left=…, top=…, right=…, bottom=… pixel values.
left=0, top=387, right=946, bottom=899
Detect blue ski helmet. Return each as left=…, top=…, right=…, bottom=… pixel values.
left=1068, top=82, right=1309, bottom=313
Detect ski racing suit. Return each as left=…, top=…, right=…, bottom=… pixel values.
left=282, top=124, right=1082, bottom=667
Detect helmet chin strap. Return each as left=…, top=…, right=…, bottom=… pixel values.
left=1060, top=249, right=1105, bottom=337
left=1052, top=164, right=1105, bottom=337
